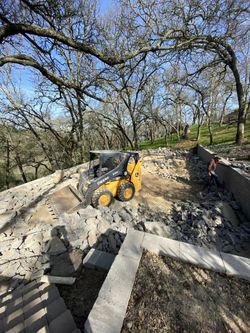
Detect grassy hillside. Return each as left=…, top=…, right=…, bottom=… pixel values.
left=139, top=121, right=250, bottom=150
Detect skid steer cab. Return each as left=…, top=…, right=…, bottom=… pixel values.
left=78, top=150, right=142, bottom=208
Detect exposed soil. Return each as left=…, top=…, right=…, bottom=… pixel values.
left=122, top=251, right=250, bottom=333
left=57, top=267, right=107, bottom=332
left=119, top=153, right=201, bottom=215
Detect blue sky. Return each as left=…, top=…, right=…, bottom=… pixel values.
left=99, top=0, right=116, bottom=13
left=11, top=0, right=118, bottom=98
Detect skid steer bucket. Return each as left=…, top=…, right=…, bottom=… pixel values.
left=49, top=185, right=84, bottom=214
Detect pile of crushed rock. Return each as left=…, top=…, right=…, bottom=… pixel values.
left=0, top=148, right=250, bottom=291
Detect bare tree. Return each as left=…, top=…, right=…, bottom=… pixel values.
left=0, top=0, right=249, bottom=144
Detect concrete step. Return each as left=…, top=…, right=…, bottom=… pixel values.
left=0, top=280, right=79, bottom=333
left=49, top=310, right=77, bottom=333
left=83, top=248, right=115, bottom=271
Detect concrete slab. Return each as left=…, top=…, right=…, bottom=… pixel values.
left=82, top=249, right=115, bottom=271
left=84, top=250, right=142, bottom=333
left=97, top=254, right=141, bottom=309
left=85, top=231, right=250, bottom=333
left=221, top=252, right=250, bottom=280
left=118, top=229, right=144, bottom=259
left=179, top=242, right=226, bottom=273
left=84, top=300, right=126, bottom=333
left=142, top=232, right=180, bottom=259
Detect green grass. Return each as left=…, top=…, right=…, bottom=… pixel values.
left=139, top=136, right=179, bottom=150
left=139, top=121, right=250, bottom=150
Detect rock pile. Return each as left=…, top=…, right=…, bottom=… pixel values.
left=0, top=148, right=250, bottom=291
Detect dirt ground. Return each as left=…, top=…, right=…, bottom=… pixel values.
left=122, top=155, right=201, bottom=214
left=122, top=251, right=250, bottom=333
left=57, top=267, right=107, bottom=332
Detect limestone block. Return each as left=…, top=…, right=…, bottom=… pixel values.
left=143, top=221, right=173, bottom=238
left=87, top=229, right=98, bottom=247
left=179, top=242, right=226, bottom=273
left=82, top=248, right=115, bottom=271
left=97, top=219, right=111, bottom=235
left=142, top=233, right=180, bottom=259
left=119, top=229, right=144, bottom=260
left=222, top=252, right=250, bottom=280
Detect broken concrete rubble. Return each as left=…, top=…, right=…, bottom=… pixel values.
left=0, top=148, right=250, bottom=290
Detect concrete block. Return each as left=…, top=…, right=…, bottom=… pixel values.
left=179, top=242, right=226, bottom=273
left=23, top=297, right=43, bottom=320
left=98, top=254, right=140, bottom=309
left=40, top=286, right=60, bottom=305
left=3, top=307, right=24, bottom=330
left=82, top=249, right=115, bottom=271
left=24, top=308, right=48, bottom=333
left=142, top=233, right=180, bottom=259
left=119, top=229, right=144, bottom=259
left=4, top=321, right=25, bottom=333
left=23, top=288, right=40, bottom=304
left=84, top=300, right=126, bottom=333
left=49, top=310, right=76, bottom=333
left=22, top=280, right=40, bottom=295
left=38, top=283, right=50, bottom=293
left=45, top=297, right=67, bottom=323
left=85, top=250, right=142, bottom=333
left=0, top=318, right=3, bottom=333
left=0, top=304, right=7, bottom=320
left=39, top=275, right=75, bottom=285
left=1, top=294, right=22, bottom=309
left=2, top=295, right=23, bottom=316
left=36, top=326, right=50, bottom=333
left=221, top=252, right=250, bottom=280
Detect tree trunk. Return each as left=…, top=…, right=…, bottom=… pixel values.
left=5, top=139, right=10, bottom=189
left=132, top=121, right=139, bottom=150
left=196, top=124, right=201, bottom=141
left=219, top=92, right=232, bottom=126
left=228, top=55, right=246, bottom=144
left=15, top=154, right=27, bottom=183
left=208, top=118, right=213, bottom=145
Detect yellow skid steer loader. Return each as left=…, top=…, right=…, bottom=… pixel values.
left=50, top=151, right=142, bottom=214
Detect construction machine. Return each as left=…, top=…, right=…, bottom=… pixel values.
left=50, top=151, right=142, bottom=214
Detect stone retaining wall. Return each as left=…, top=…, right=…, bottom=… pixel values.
left=197, top=145, right=250, bottom=221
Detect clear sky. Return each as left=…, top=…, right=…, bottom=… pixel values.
left=99, top=0, right=116, bottom=14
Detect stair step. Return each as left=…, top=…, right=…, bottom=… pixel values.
left=49, top=310, right=77, bottom=333
left=83, top=248, right=115, bottom=271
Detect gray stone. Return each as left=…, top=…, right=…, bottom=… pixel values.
left=97, top=219, right=111, bottom=235
left=49, top=250, right=82, bottom=276
left=143, top=221, right=172, bottom=238
left=145, top=234, right=180, bottom=258
left=222, top=252, right=250, bottom=280
left=108, top=233, right=118, bottom=253
left=119, top=229, right=144, bottom=260
left=49, top=310, right=77, bottom=333
left=87, top=229, right=98, bottom=247
left=119, top=209, right=132, bottom=222
left=82, top=248, right=115, bottom=271
left=86, top=217, right=98, bottom=226
left=221, top=202, right=240, bottom=226
left=222, top=244, right=234, bottom=252
left=79, top=206, right=99, bottom=220
left=47, top=237, right=67, bottom=256
left=85, top=254, right=141, bottom=333
left=112, top=213, right=121, bottom=224
left=179, top=242, right=225, bottom=273
left=0, top=212, right=16, bottom=229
